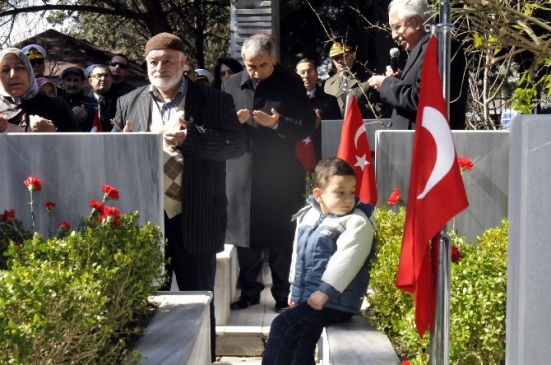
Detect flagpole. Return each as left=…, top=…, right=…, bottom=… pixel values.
left=429, top=1, right=453, bottom=365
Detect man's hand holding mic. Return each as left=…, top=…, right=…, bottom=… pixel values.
left=368, top=47, right=401, bottom=91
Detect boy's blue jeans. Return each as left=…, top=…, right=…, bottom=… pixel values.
left=262, top=303, right=353, bottom=365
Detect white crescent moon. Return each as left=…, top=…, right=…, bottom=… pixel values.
left=354, top=125, right=366, bottom=148
left=417, top=106, right=455, bottom=199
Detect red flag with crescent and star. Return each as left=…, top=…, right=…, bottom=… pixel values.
left=337, top=96, right=377, bottom=205
left=295, top=136, right=317, bottom=171
left=395, top=35, right=469, bottom=337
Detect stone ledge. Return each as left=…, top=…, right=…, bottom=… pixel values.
left=136, top=292, right=212, bottom=365
left=320, top=315, right=400, bottom=365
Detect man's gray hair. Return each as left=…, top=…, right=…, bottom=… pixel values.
left=241, top=36, right=275, bottom=60
left=389, top=0, right=433, bottom=23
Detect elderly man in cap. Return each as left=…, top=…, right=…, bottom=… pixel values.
left=21, top=44, right=48, bottom=77
left=324, top=40, right=375, bottom=118
left=113, top=32, right=246, bottom=361
left=58, top=67, right=98, bottom=131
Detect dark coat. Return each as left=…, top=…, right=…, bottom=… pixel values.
left=222, top=66, right=317, bottom=249
left=112, top=80, right=247, bottom=255
left=12, top=94, right=81, bottom=132
left=58, top=92, right=97, bottom=132
left=380, top=33, right=468, bottom=130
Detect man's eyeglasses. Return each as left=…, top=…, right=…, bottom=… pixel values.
left=30, top=59, right=45, bottom=66
left=109, top=61, right=128, bottom=70
left=220, top=70, right=234, bottom=77
left=90, top=73, right=111, bottom=80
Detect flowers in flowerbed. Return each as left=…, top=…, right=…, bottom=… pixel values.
left=0, top=177, right=164, bottom=364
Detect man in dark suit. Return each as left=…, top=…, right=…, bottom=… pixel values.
left=367, top=0, right=468, bottom=130
left=222, top=35, right=316, bottom=313
left=296, top=58, right=341, bottom=162
left=112, top=32, right=246, bottom=362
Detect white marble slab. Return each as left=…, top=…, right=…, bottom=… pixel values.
left=322, top=315, right=400, bottom=365
left=137, top=292, right=212, bottom=365
left=506, top=115, right=551, bottom=365
left=0, top=133, right=163, bottom=235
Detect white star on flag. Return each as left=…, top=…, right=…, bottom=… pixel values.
left=302, top=137, right=312, bottom=144
left=355, top=154, right=370, bottom=170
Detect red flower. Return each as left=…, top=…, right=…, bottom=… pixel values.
left=90, top=200, right=105, bottom=213
left=23, top=176, right=42, bottom=192
left=387, top=188, right=402, bottom=206
left=2, top=209, right=15, bottom=223
left=101, top=206, right=121, bottom=226
left=451, top=244, right=464, bottom=263
left=457, top=157, right=473, bottom=172
left=58, top=221, right=71, bottom=231
left=44, top=202, right=56, bottom=210
left=101, top=185, right=119, bottom=200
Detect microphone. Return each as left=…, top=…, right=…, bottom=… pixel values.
left=390, top=47, right=400, bottom=72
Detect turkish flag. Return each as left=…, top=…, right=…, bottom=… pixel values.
left=91, top=109, right=103, bottom=132
left=295, top=136, right=316, bottom=171
left=337, top=96, right=377, bottom=205
left=395, top=35, right=469, bottom=337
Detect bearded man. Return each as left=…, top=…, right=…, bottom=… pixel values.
left=112, top=32, right=246, bottom=362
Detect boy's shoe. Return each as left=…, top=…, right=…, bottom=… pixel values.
left=230, top=297, right=260, bottom=310
left=275, top=300, right=290, bottom=313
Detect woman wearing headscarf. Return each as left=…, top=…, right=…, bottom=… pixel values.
left=212, top=57, right=243, bottom=90
left=0, top=48, right=80, bottom=132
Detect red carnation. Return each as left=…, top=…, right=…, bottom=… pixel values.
left=451, top=244, right=464, bottom=263
left=2, top=209, right=15, bottom=223
left=101, top=206, right=121, bottom=227
left=101, top=185, right=119, bottom=200
left=23, top=176, right=42, bottom=192
left=44, top=202, right=56, bottom=210
left=458, top=157, right=473, bottom=173
left=387, top=188, right=402, bottom=206
left=59, top=221, right=71, bottom=231
left=90, top=200, right=105, bottom=213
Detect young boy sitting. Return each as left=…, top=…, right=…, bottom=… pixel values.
left=262, top=157, right=376, bottom=365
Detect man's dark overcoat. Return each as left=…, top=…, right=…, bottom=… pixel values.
left=112, top=80, right=246, bottom=255
left=222, top=66, right=316, bottom=250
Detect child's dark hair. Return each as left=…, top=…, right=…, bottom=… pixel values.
left=314, top=158, right=355, bottom=188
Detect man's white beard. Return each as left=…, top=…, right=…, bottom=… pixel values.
left=150, top=72, right=181, bottom=91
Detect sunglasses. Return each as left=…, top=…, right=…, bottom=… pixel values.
left=109, top=61, right=128, bottom=70
left=220, top=70, right=234, bottom=77
left=30, top=59, right=45, bottom=66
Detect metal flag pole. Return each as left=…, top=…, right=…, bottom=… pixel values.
left=340, top=68, right=352, bottom=116
left=429, top=1, right=453, bottom=364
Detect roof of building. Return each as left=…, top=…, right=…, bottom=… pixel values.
left=13, top=29, right=146, bottom=80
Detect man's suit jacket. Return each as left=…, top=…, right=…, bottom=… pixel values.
left=113, top=80, right=246, bottom=255
left=380, top=33, right=468, bottom=130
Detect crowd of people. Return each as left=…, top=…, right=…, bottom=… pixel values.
left=0, top=0, right=468, bottom=363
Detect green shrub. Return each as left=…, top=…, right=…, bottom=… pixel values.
left=369, top=207, right=507, bottom=364
left=0, top=182, right=164, bottom=364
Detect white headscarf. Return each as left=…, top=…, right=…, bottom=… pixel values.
left=0, top=47, right=39, bottom=101
left=0, top=48, right=39, bottom=119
